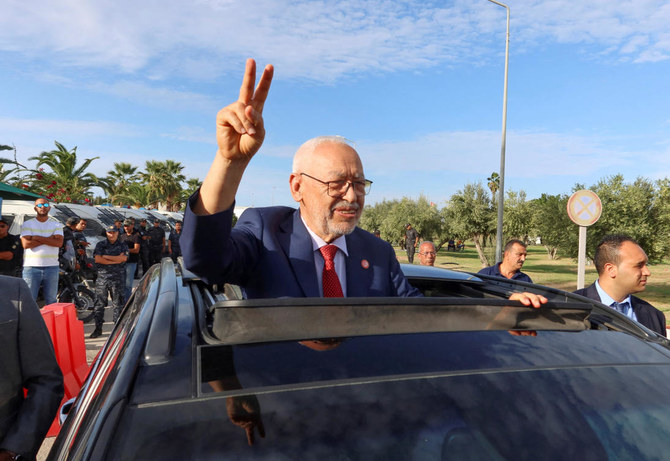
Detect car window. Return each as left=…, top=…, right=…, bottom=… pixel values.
left=101, top=329, right=670, bottom=460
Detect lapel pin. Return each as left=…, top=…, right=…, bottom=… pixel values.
left=361, top=259, right=370, bottom=269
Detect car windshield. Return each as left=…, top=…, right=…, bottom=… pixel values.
left=105, top=329, right=670, bottom=461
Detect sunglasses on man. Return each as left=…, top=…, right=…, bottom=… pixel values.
left=35, top=203, right=51, bottom=208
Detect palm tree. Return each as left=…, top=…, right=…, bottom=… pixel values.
left=487, top=172, right=500, bottom=204
left=0, top=144, right=25, bottom=184
left=180, top=177, right=202, bottom=209
left=116, top=182, right=153, bottom=208
left=102, top=162, right=140, bottom=205
left=161, top=160, right=186, bottom=211
left=140, top=160, right=186, bottom=211
left=28, top=141, right=99, bottom=202
left=0, top=159, right=19, bottom=183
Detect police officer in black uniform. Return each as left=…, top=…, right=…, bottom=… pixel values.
left=146, top=219, right=165, bottom=267
left=167, top=221, right=182, bottom=263
left=90, top=225, right=128, bottom=339
left=0, top=218, right=23, bottom=277
left=137, top=218, right=151, bottom=276
left=404, top=223, right=419, bottom=264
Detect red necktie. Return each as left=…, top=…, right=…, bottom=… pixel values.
left=320, top=244, right=343, bottom=297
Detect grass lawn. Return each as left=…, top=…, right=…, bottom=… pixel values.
left=397, top=244, right=670, bottom=320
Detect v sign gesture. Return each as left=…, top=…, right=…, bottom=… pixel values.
left=195, top=59, right=274, bottom=215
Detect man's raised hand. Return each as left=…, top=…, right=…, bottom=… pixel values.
left=216, top=58, right=274, bottom=163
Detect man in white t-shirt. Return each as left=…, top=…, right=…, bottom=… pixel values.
left=20, top=198, right=64, bottom=304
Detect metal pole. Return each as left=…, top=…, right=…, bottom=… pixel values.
left=577, top=226, right=587, bottom=289
left=486, top=0, right=509, bottom=263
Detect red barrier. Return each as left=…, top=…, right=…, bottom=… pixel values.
left=41, top=303, right=91, bottom=437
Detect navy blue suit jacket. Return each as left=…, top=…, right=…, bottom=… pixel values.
left=574, top=283, right=666, bottom=337
left=181, top=200, right=420, bottom=299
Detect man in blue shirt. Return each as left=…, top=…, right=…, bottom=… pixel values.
left=478, top=239, right=532, bottom=283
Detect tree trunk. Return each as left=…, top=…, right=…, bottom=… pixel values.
left=473, top=235, right=490, bottom=267
left=544, top=245, right=558, bottom=260
left=435, top=238, right=450, bottom=252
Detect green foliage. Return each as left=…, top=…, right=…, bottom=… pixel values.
left=578, top=175, right=670, bottom=262
left=487, top=172, right=500, bottom=205
left=359, top=195, right=447, bottom=247
left=140, top=160, right=186, bottom=211
left=25, top=141, right=99, bottom=202
left=503, top=190, right=532, bottom=242
left=528, top=193, right=571, bottom=259
left=102, top=162, right=140, bottom=206
left=528, top=175, right=670, bottom=263
left=446, top=182, right=495, bottom=266
left=180, top=178, right=202, bottom=210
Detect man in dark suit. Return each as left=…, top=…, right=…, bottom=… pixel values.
left=0, top=276, right=64, bottom=461
left=574, top=235, right=666, bottom=337
left=182, top=59, right=546, bottom=307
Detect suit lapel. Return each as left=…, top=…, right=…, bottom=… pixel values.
left=344, top=231, right=373, bottom=297
left=279, top=210, right=319, bottom=297
left=585, top=283, right=602, bottom=303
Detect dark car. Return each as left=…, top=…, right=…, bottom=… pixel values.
left=49, top=260, right=670, bottom=460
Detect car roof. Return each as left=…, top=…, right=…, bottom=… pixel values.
left=51, top=258, right=670, bottom=460
left=207, top=296, right=592, bottom=345
left=398, top=263, right=483, bottom=281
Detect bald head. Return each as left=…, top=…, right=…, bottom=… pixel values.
left=292, top=136, right=359, bottom=173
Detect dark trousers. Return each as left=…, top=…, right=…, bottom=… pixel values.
left=406, top=245, right=416, bottom=263
left=93, top=276, right=125, bottom=327
left=149, top=248, right=163, bottom=267
left=139, top=248, right=150, bottom=276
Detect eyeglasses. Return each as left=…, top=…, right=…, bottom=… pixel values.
left=300, top=173, right=372, bottom=197
left=35, top=203, right=51, bottom=208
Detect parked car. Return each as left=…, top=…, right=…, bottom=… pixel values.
left=48, top=260, right=670, bottom=460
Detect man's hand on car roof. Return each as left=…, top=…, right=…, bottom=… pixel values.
left=509, top=292, right=548, bottom=308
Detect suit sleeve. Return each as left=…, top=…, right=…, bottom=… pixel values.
left=182, top=193, right=262, bottom=286
left=388, top=247, right=422, bottom=297
left=1, top=279, right=64, bottom=459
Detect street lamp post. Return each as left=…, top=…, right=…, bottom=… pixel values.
left=486, top=0, right=510, bottom=263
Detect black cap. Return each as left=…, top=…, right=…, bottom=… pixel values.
left=105, top=225, right=119, bottom=232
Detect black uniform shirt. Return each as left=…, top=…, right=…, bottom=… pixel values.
left=93, top=238, right=128, bottom=278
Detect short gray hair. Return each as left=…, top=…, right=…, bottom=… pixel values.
left=292, top=136, right=357, bottom=173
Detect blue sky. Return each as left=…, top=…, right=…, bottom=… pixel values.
left=1, top=0, right=670, bottom=208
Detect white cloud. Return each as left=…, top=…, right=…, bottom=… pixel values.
left=358, top=129, right=635, bottom=180
left=0, top=117, right=138, bottom=137
left=3, top=0, right=670, bottom=85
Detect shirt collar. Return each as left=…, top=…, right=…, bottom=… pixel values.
left=595, top=279, right=631, bottom=306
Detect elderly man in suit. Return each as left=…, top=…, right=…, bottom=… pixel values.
left=574, top=235, right=666, bottom=337
left=182, top=59, right=546, bottom=308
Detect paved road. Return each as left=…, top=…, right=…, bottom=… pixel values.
left=37, top=281, right=134, bottom=460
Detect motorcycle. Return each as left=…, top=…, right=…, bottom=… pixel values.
left=57, top=257, right=96, bottom=323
